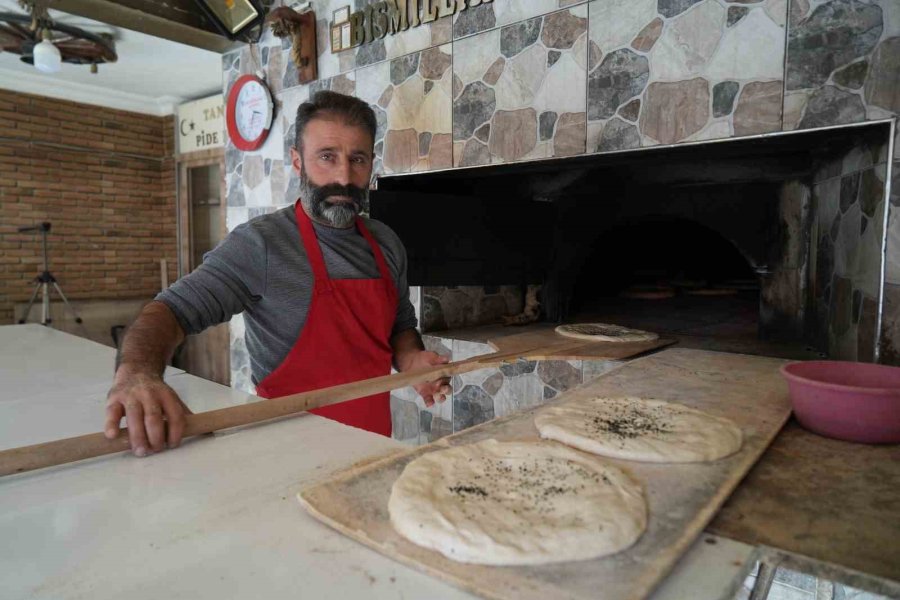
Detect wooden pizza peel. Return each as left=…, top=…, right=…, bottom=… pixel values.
left=0, top=329, right=672, bottom=477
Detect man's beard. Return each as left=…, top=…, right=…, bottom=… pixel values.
left=298, top=165, right=369, bottom=228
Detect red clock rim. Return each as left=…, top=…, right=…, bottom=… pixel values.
left=226, top=74, right=272, bottom=152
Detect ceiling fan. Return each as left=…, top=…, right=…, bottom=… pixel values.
left=0, top=0, right=116, bottom=74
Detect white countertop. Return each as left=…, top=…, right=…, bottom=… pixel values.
left=0, top=325, right=755, bottom=600
left=0, top=324, right=183, bottom=405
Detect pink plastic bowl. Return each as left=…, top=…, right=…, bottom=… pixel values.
left=780, top=361, right=900, bottom=444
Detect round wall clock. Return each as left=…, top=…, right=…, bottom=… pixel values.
left=226, top=74, right=274, bottom=151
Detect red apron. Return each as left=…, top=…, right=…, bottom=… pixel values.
left=255, top=202, right=396, bottom=436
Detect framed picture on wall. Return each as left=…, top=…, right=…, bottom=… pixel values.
left=331, top=6, right=351, bottom=52
left=331, top=24, right=342, bottom=51
left=333, top=6, right=350, bottom=24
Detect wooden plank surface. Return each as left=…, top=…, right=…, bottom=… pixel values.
left=708, top=420, right=900, bottom=583
left=298, top=348, right=792, bottom=600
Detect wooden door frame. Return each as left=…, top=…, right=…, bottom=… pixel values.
left=176, top=148, right=226, bottom=278
left=174, top=147, right=231, bottom=385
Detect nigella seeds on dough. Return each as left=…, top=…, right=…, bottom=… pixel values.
left=535, top=397, right=743, bottom=463
left=590, top=408, right=672, bottom=439
left=448, top=484, right=488, bottom=498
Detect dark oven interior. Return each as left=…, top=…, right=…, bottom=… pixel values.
left=371, top=122, right=891, bottom=358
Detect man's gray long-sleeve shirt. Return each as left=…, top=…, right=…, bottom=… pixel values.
left=156, top=204, right=417, bottom=385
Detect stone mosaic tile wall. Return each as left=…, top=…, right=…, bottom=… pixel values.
left=784, top=0, right=899, bottom=131
left=452, top=5, right=589, bottom=166
left=421, top=285, right=523, bottom=331
left=587, top=0, right=787, bottom=152
left=809, top=140, right=889, bottom=362
left=883, top=164, right=900, bottom=364
left=783, top=0, right=899, bottom=363
left=354, top=0, right=453, bottom=70
left=390, top=334, right=452, bottom=445
left=453, top=0, right=569, bottom=39
left=222, top=0, right=900, bottom=396
left=389, top=334, right=623, bottom=444
left=356, top=44, right=454, bottom=175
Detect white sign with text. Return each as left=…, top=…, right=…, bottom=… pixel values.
left=177, top=95, right=225, bottom=154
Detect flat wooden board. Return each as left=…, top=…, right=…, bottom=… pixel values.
left=709, top=420, right=900, bottom=582
left=298, top=348, right=791, bottom=600
left=484, top=328, right=675, bottom=363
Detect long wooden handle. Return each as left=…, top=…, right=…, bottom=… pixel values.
left=0, top=332, right=639, bottom=477
left=0, top=351, right=522, bottom=478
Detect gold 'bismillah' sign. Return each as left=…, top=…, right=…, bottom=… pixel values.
left=331, top=0, right=493, bottom=52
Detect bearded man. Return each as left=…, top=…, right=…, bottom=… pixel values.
left=105, top=91, right=450, bottom=456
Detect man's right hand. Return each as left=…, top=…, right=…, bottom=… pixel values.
left=105, top=301, right=189, bottom=457
left=105, top=368, right=192, bottom=457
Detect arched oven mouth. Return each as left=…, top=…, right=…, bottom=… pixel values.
left=372, top=120, right=893, bottom=361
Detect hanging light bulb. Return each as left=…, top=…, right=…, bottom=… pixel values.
left=33, top=29, right=61, bottom=73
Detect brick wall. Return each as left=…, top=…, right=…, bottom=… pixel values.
left=0, top=89, right=178, bottom=324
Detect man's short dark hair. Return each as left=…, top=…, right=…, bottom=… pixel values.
left=294, top=90, right=377, bottom=152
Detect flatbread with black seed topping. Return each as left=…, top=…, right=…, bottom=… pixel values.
left=555, top=323, right=659, bottom=343
left=388, top=439, right=646, bottom=565
left=535, top=397, right=742, bottom=463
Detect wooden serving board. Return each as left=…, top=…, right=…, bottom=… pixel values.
left=298, top=348, right=792, bottom=600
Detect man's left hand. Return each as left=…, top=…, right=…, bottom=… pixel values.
left=400, top=350, right=452, bottom=407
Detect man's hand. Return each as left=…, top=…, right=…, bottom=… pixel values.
left=391, top=329, right=452, bottom=407
left=105, top=368, right=193, bottom=456
left=105, top=301, right=188, bottom=457
left=398, top=350, right=452, bottom=408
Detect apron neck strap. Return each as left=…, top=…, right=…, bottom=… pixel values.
left=295, top=201, right=333, bottom=293
left=355, top=216, right=392, bottom=283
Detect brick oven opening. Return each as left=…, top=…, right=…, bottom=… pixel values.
left=567, top=217, right=760, bottom=342
left=372, top=121, right=892, bottom=359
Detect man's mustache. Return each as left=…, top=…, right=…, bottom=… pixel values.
left=312, top=183, right=368, bottom=210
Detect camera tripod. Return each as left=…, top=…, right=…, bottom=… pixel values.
left=17, top=222, right=83, bottom=326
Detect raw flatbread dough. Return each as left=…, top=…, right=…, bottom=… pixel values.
left=388, top=439, right=647, bottom=566
left=555, top=323, right=659, bottom=343
left=535, top=397, right=743, bottom=463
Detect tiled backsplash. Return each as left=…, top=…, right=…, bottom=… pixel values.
left=389, top=333, right=624, bottom=445
left=809, top=138, right=890, bottom=361
left=421, top=285, right=524, bottom=331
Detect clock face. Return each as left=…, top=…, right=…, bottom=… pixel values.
left=236, top=80, right=269, bottom=141
left=226, top=75, right=274, bottom=150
